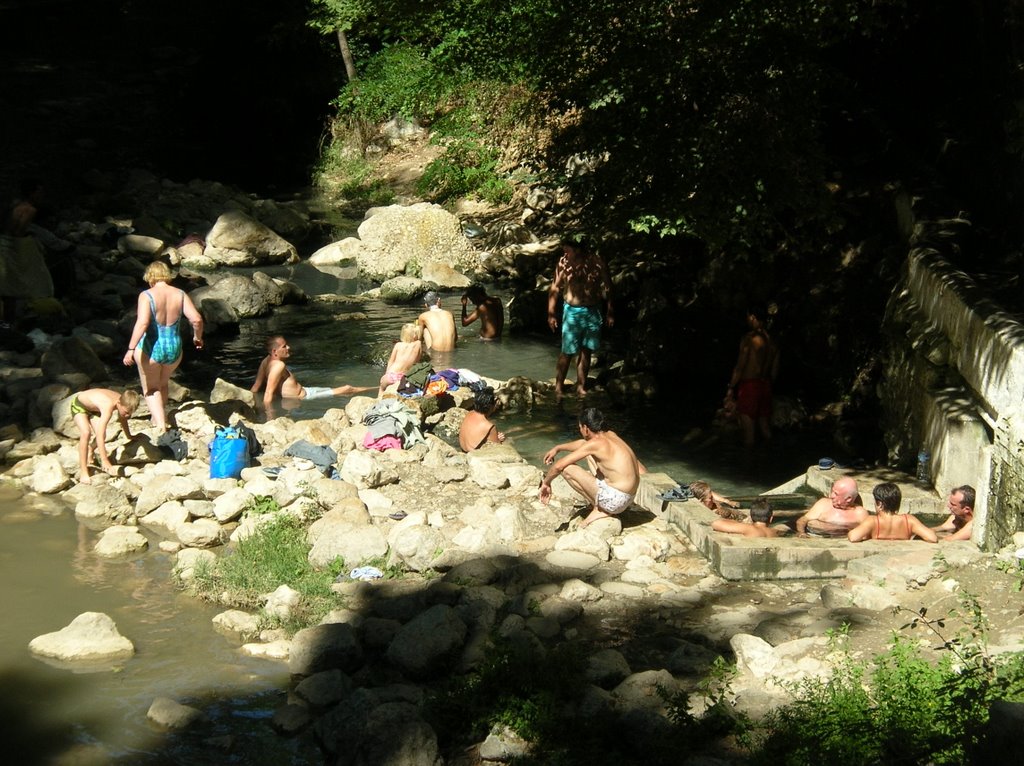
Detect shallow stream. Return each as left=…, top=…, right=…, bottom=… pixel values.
left=1, top=263, right=842, bottom=762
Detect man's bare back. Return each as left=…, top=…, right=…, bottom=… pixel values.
left=553, top=249, right=611, bottom=308
left=418, top=293, right=457, bottom=351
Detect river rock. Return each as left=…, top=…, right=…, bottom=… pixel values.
left=173, top=547, right=217, bottom=582
left=354, top=203, right=479, bottom=281
left=176, top=518, right=225, bottom=548
left=340, top=450, right=398, bottom=489
left=71, top=482, right=134, bottom=524
left=386, top=604, right=467, bottom=680
left=212, top=609, right=261, bottom=637
left=40, top=336, right=107, bottom=383
left=307, top=510, right=387, bottom=567
left=308, top=237, right=362, bottom=266
left=210, top=377, right=256, bottom=407
left=31, top=453, right=71, bottom=494
left=94, top=525, right=149, bottom=557
left=139, top=500, right=189, bottom=538
left=192, top=273, right=273, bottom=319
left=293, top=669, right=353, bottom=708
left=213, top=487, right=254, bottom=522
left=135, top=474, right=205, bottom=515
left=112, top=435, right=164, bottom=465
left=379, top=276, right=428, bottom=304
left=289, top=623, right=363, bottom=676
left=197, top=211, right=299, bottom=267
left=28, top=612, right=135, bottom=663
left=147, top=697, right=203, bottom=729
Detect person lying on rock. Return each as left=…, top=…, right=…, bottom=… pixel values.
left=71, top=388, right=139, bottom=484
left=931, top=484, right=975, bottom=542
left=459, top=386, right=505, bottom=451
left=252, top=335, right=373, bottom=417
left=379, top=323, right=423, bottom=395
left=689, top=480, right=745, bottom=521
left=539, top=407, right=643, bottom=528
left=848, top=482, right=937, bottom=543
left=712, top=498, right=779, bottom=538
left=795, top=475, right=868, bottom=538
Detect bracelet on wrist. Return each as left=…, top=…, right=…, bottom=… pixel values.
left=128, top=347, right=135, bottom=351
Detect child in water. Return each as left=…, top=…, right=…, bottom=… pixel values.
left=379, top=323, right=423, bottom=394
left=70, top=388, right=140, bottom=483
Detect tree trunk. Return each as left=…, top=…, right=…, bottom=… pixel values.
left=336, top=28, right=357, bottom=82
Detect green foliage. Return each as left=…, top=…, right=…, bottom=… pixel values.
left=417, top=137, right=513, bottom=204
left=314, top=140, right=395, bottom=207
left=186, top=514, right=343, bottom=629
left=750, top=596, right=1024, bottom=765
left=246, top=495, right=281, bottom=516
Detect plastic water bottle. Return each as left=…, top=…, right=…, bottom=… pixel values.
left=916, top=450, right=931, bottom=484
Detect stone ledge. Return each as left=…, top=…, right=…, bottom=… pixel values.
left=643, top=467, right=946, bottom=581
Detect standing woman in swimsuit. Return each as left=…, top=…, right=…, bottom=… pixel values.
left=122, top=261, right=204, bottom=432
left=848, top=482, right=937, bottom=543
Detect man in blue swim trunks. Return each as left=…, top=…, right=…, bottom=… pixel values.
left=547, top=236, right=613, bottom=400
left=540, top=408, right=643, bottom=528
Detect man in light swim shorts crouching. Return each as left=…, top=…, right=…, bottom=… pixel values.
left=540, top=407, right=644, bottom=528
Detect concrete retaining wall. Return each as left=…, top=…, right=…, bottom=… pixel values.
left=881, top=249, right=1024, bottom=549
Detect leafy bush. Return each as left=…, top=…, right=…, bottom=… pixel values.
left=417, top=137, right=513, bottom=204
left=750, top=598, right=1024, bottom=765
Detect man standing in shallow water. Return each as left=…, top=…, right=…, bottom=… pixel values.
left=547, top=237, right=613, bottom=400
left=727, top=305, right=779, bottom=447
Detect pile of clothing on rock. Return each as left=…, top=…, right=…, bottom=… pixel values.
left=363, top=365, right=487, bottom=451
left=393, top=363, right=485, bottom=398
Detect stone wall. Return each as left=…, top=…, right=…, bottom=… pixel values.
left=880, top=248, right=1024, bottom=550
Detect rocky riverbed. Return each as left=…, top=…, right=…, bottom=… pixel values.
left=3, top=169, right=1024, bottom=764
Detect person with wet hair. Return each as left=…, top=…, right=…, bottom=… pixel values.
left=712, top=498, right=779, bottom=538
left=848, top=482, right=937, bottom=543
left=540, top=407, right=642, bottom=528
left=460, top=284, right=504, bottom=340
left=932, top=484, right=976, bottom=542
left=689, top=480, right=744, bottom=520
left=458, top=386, right=506, bottom=451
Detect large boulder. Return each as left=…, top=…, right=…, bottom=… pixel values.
left=308, top=238, right=362, bottom=266
left=354, top=203, right=479, bottom=281
left=193, top=211, right=299, bottom=268
left=189, top=274, right=271, bottom=319
left=40, top=336, right=107, bottom=383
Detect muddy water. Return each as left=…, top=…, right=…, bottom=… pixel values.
left=0, top=487, right=318, bottom=764
left=0, top=268, right=839, bottom=762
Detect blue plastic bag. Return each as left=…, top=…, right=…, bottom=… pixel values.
left=209, top=426, right=249, bottom=479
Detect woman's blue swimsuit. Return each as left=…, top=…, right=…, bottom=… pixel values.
left=141, top=290, right=184, bottom=365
